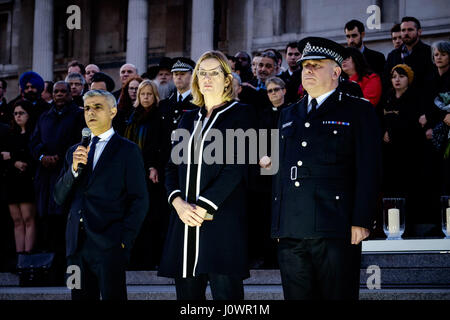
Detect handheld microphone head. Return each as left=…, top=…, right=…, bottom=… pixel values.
left=81, top=127, right=92, bottom=148
left=77, top=128, right=92, bottom=174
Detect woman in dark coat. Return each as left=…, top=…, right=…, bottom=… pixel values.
left=4, top=100, right=37, bottom=254
left=124, top=79, right=166, bottom=270
left=428, top=41, right=450, bottom=193
left=381, top=64, right=436, bottom=233
left=158, top=51, right=252, bottom=300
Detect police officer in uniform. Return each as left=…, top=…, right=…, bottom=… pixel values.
left=270, top=37, right=381, bottom=300
left=159, top=58, right=198, bottom=168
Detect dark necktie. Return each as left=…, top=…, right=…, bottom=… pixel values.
left=178, top=95, right=183, bottom=104
left=309, top=98, right=318, bottom=114
left=87, top=136, right=100, bottom=173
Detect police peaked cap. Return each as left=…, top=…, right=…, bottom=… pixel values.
left=19, top=71, right=45, bottom=93
left=171, top=57, right=196, bottom=72
left=298, top=37, right=346, bottom=67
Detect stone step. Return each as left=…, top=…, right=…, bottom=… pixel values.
left=2, top=267, right=450, bottom=287
left=1, top=285, right=450, bottom=300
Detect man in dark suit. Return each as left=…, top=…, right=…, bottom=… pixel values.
left=344, top=19, right=386, bottom=75
left=383, top=17, right=436, bottom=91
left=54, top=90, right=149, bottom=300
left=270, top=37, right=381, bottom=300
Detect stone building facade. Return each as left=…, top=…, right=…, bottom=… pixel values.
left=0, top=0, right=449, bottom=100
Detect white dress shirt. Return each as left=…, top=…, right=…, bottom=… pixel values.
left=72, top=127, right=115, bottom=177
left=307, top=89, right=336, bottom=113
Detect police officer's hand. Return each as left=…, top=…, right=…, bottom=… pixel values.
left=351, top=226, right=370, bottom=245
left=149, top=167, right=159, bottom=183
left=443, top=114, right=450, bottom=127
left=418, top=114, right=427, bottom=127
left=72, top=146, right=90, bottom=172
left=172, top=196, right=204, bottom=227
left=383, top=131, right=390, bottom=143
left=259, top=155, right=272, bottom=169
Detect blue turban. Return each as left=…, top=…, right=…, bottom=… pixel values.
left=19, top=71, right=45, bottom=93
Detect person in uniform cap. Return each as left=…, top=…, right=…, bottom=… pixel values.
left=159, top=57, right=198, bottom=169
left=269, top=37, right=381, bottom=300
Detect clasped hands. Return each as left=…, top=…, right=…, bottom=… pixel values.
left=172, top=196, right=210, bottom=227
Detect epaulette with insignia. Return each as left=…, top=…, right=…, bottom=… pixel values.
left=344, top=92, right=370, bottom=103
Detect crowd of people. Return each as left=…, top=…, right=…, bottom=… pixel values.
left=0, top=16, right=449, bottom=282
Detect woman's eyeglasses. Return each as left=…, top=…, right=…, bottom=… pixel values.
left=14, top=111, right=27, bottom=116
left=197, top=69, right=224, bottom=79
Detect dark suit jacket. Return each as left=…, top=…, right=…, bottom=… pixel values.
left=271, top=90, right=381, bottom=239
left=54, top=132, right=149, bottom=257
left=363, top=46, right=386, bottom=75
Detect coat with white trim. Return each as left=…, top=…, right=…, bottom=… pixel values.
left=158, top=100, right=253, bottom=279
left=271, top=90, right=381, bottom=240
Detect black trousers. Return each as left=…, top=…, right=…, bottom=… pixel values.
left=277, top=238, right=361, bottom=300
left=67, top=224, right=129, bottom=300
left=175, top=273, right=244, bottom=300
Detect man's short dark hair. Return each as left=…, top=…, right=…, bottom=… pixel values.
left=285, top=42, right=299, bottom=53
left=67, top=60, right=85, bottom=75
left=44, top=81, right=54, bottom=95
left=391, top=23, right=401, bottom=34
left=262, top=49, right=281, bottom=65
left=0, top=79, right=6, bottom=90
left=401, top=16, right=421, bottom=30
left=345, top=19, right=365, bottom=33
left=260, top=51, right=279, bottom=65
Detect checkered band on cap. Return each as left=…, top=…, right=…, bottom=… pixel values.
left=302, top=42, right=344, bottom=65
left=171, top=60, right=193, bottom=72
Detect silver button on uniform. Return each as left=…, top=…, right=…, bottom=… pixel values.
left=305, top=122, right=310, bottom=128
left=335, top=196, right=340, bottom=200
left=297, top=161, right=303, bottom=166
left=301, top=141, right=307, bottom=147
left=294, top=181, right=300, bottom=187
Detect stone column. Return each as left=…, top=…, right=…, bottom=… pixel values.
left=126, top=0, right=149, bottom=75
left=32, top=0, right=54, bottom=81
left=191, top=0, right=214, bottom=62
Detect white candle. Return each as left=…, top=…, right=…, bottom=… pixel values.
left=388, top=208, right=400, bottom=235
left=446, top=208, right=450, bottom=235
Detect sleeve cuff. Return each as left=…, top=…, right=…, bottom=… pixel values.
left=71, top=166, right=79, bottom=178
left=168, top=190, right=182, bottom=206
left=197, top=196, right=218, bottom=214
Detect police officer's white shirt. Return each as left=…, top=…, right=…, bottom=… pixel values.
left=307, top=89, right=336, bottom=113
left=72, top=127, right=115, bottom=177
left=178, top=89, right=191, bottom=103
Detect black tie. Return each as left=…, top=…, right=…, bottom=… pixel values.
left=309, top=98, right=317, bottom=114
left=87, top=136, right=100, bottom=173
left=178, top=95, right=183, bottom=104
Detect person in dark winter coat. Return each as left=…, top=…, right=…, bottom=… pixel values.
left=29, top=81, right=83, bottom=277
left=124, top=79, right=166, bottom=270
left=159, top=51, right=252, bottom=300
left=4, top=100, right=37, bottom=254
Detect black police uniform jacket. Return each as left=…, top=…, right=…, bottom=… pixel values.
left=158, top=100, right=252, bottom=279
left=159, top=92, right=199, bottom=167
left=271, top=90, right=381, bottom=239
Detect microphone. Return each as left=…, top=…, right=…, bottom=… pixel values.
left=77, top=127, right=92, bottom=174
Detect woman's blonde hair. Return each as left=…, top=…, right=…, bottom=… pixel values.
left=134, top=79, right=160, bottom=108
left=191, top=50, right=235, bottom=107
